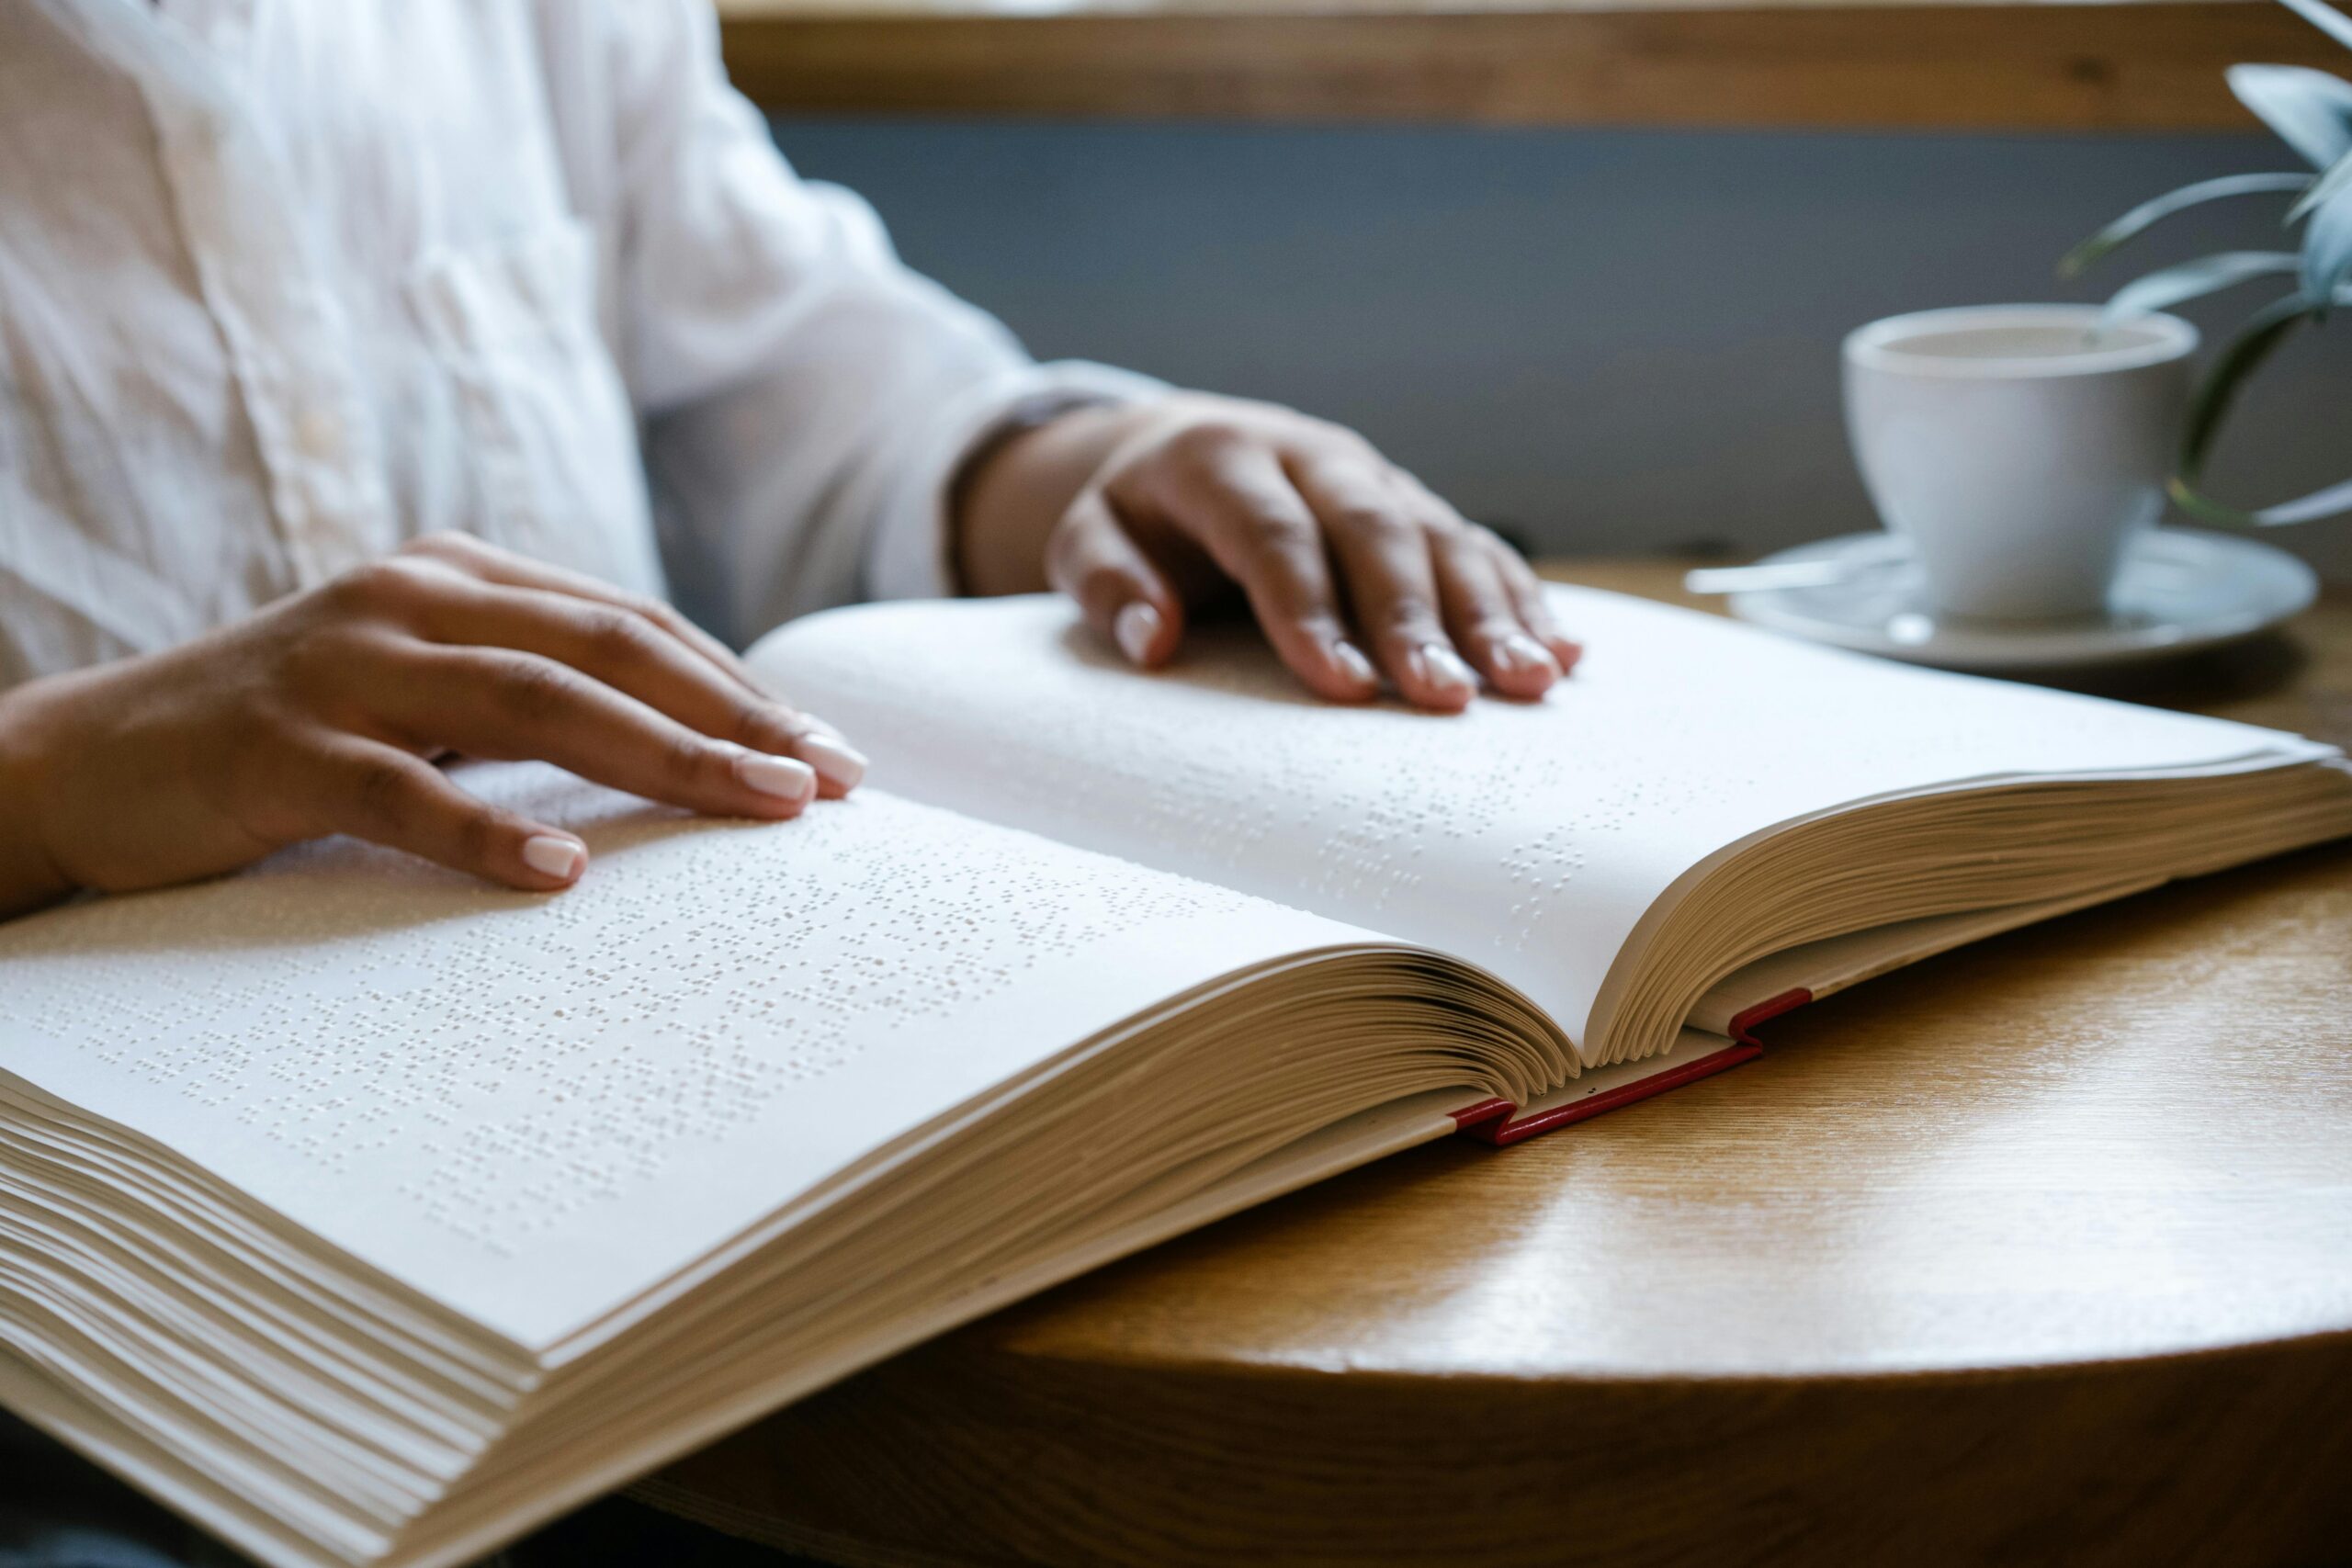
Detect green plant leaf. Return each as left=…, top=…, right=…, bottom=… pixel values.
left=2260, top=475, right=2352, bottom=525
left=2301, top=179, right=2352, bottom=303
left=2172, top=471, right=2352, bottom=527
left=2226, top=64, right=2352, bottom=168
left=2288, top=145, right=2352, bottom=220
left=2178, top=291, right=2317, bottom=481
left=2166, top=477, right=2270, bottom=527
left=2280, top=0, right=2352, bottom=52
left=2102, top=252, right=2302, bottom=321
left=2059, top=174, right=2312, bottom=276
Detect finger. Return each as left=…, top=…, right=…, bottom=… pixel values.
left=404, top=576, right=865, bottom=796
left=303, top=736, right=590, bottom=892
left=1139, top=433, right=1378, bottom=703
left=1487, top=536, right=1583, bottom=674
left=1287, top=453, right=1476, bottom=713
left=1384, top=477, right=1581, bottom=674
left=378, top=648, right=821, bottom=823
left=1045, top=490, right=1187, bottom=669
left=396, top=532, right=763, bottom=701
left=1430, top=526, right=1561, bottom=700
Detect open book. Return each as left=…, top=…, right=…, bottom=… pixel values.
left=2, top=585, right=2346, bottom=1568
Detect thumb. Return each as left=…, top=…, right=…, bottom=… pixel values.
left=1046, top=489, right=1187, bottom=669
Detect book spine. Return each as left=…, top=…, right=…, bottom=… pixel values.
left=1452, top=987, right=1811, bottom=1146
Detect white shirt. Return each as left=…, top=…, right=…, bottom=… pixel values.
left=0, top=0, right=1159, bottom=686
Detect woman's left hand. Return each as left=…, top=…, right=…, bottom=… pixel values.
left=956, top=393, right=1580, bottom=713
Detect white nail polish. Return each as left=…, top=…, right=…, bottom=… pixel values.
left=1332, top=640, right=1378, bottom=687
left=1496, top=632, right=1561, bottom=679
left=1417, top=642, right=1477, bottom=694
left=797, top=731, right=868, bottom=791
left=521, top=835, right=582, bottom=880
left=737, top=751, right=818, bottom=803
left=1114, top=601, right=1162, bottom=665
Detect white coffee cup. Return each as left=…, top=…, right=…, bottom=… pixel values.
left=1842, top=303, right=2199, bottom=622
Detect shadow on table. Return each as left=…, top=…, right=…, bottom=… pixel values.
left=0, top=1412, right=824, bottom=1568
left=2025, top=628, right=2309, bottom=707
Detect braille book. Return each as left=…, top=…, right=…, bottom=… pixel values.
left=3, top=585, right=2346, bottom=1568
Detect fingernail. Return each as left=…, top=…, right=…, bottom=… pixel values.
left=521, top=835, right=583, bottom=880
left=737, top=750, right=818, bottom=803
left=796, top=730, right=868, bottom=792
left=1114, top=602, right=1162, bottom=665
left=1494, top=632, right=1561, bottom=680
left=1331, top=639, right=1378, bottom=688
left=1409, top=641, right=1478, bottom=697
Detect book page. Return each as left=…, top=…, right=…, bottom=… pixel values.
left=0, top=766, right=1371, bottom=1351
left=754, top=586, right=2330, bottom=1051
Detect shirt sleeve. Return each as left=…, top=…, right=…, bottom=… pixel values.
left=584, top=0, right=1164, bottom=646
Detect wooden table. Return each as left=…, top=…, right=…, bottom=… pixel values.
left=717, top=0, right=2349, bottom=131
left=641, top=559, right=2352, bottom=1568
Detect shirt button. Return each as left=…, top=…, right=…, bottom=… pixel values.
left=295, top=409, right=344, bottom=463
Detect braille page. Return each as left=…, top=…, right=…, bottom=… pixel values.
left=753, top=586, right=2330, bottom=1050
left=0, top=765, right=1369, bottom=1351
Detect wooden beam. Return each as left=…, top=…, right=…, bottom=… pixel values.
left=718, top=0, right=2347, bottom=131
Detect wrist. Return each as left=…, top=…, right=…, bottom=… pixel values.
left=0, top=677, right=79, bottom=919
left=953, top=397, right=1160, bottom=597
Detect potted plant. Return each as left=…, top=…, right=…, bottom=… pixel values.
left=2062, top=0, right=2352, bottom=525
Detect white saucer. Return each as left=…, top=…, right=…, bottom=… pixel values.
left=1726, top=528, right=2317, bottom=672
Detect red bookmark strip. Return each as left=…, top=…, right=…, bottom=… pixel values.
left=1728, top=987, right=1813, bottom=1046
left=1456, top=1043, right=1759, bottom=1145
left=1448, top=1097, right=1515, bottom=1134
left=1453, top=987, right=1813, bottom=1146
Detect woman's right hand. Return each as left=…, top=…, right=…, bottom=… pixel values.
left=0, top=533, right=865, bottom=918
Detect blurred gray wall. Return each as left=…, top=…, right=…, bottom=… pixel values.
left=772, top=118, right=2352, bottom=577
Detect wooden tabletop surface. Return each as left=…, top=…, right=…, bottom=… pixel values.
left=643, top=558, right=2352, bottom=1568
left=716, top=0, right=2346, bottom=131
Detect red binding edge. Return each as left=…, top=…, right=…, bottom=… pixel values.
left=1727, top=986, right=1813, bottom=1046
left=1451, top=986, right=1812, bottom=1146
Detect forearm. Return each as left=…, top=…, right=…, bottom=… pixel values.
left=0, top=680, right=75, bottom=921
left=953, top=401, right=1153, bottom=596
